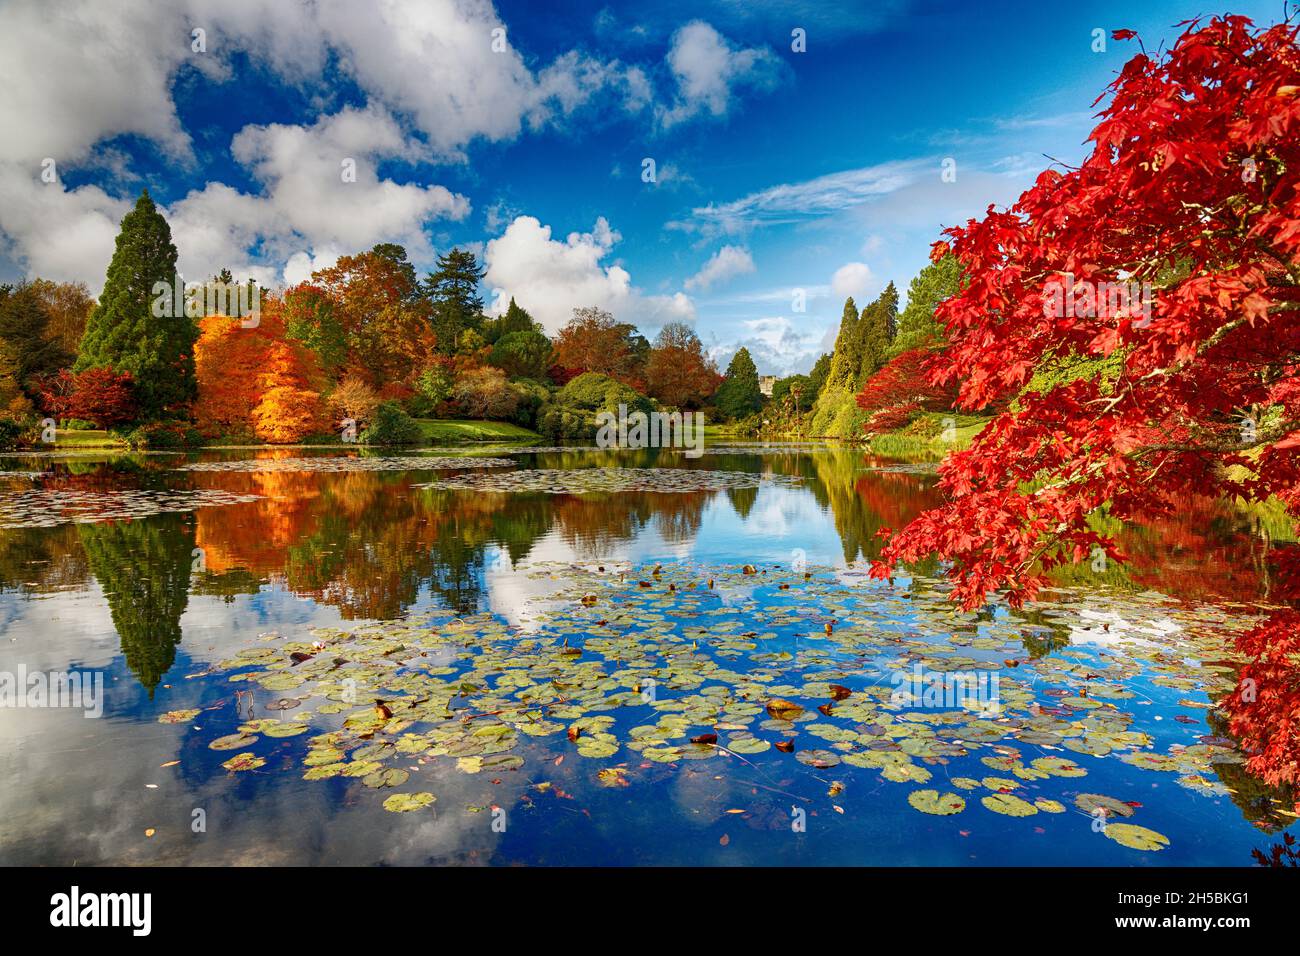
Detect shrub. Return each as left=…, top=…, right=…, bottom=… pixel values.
left=359, top=401, right=422, bottom=445
left=125, top=421, right=201, bottom=449
left=0, top=417, right=26, bottom=450
left=451, top=366, right=519, bottom=420
left=327, top=376, right=381, bottom=428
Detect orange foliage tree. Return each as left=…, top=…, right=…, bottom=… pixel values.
left=194, top=302, right=325, bottom=442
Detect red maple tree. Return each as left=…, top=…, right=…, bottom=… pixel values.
left=869, top=17, right=1300, bottom=785
left=856, top=347, right=959, bottom=431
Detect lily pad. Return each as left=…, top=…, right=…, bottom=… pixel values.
left=907, top=789, right=966, bottom=815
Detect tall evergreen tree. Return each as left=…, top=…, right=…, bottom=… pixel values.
left=807, top=352, right=832, bottom=398
left=892, top=253, right=962, bottom=355
left=715, top=346, right=762, bottom=419
left=424, top=248, right=486, bottom=354
left=824, top=298, right=861, bottom=389
left=76, top=190, right=195, bottom=419
left=0, top=282, right=69, bottom=403
left=79, top=513, right=194, bottom=697
left=482, top=297, right=538, bottom=344
left=855, top=282, right=899, bottom=385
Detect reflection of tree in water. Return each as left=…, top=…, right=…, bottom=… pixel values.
left=726, top=485, right=758, bottom=520
left=1201, top=710, right=1298, bottom=838
left=0, top=523, right=89, bottom=596
left=79, top=513, right=194, bottom=697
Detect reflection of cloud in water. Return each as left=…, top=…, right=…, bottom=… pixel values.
left=1067, top=607, right=1171, bottom=650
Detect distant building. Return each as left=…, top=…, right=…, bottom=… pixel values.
left=759, top=375, right=777, bottom=397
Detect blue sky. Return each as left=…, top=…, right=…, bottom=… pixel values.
left=0, top=0, right=1287, bottom=374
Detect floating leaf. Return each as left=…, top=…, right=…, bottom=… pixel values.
left=908, top=790, right=966, bottom=815
left=383, top=792, right=436, bottom=812
left=981, top=793, right=1038, bottom=816
left=1103, top=823, right=1170, bottom=851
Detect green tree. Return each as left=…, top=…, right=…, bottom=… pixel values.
left=424, top=248, right=486, bottom=354
left=823, top=298, right=861, bottom=390
left=715, top=347, right=762, bottom=419
left=807, top=353, right=832, bottom=398
left=490, top=329, right=552, bottom=379
left=482, top=297, right=538, bottom=344
left=855, top=282, right=899, bottom=384
left=892, top=253, right=962, bottom=355
left=772, top=374, right=814, bottom=412
left=79, top=513, right=194, bottom=696
left=76, top=190, right=195, bottom=419
left=0, top=283, right=69, bottom=403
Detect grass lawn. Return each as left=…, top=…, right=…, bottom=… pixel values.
left=413, top=419, right=541, bottom=443
left=867, top=413, right=989, bottom=457
left=53, top=429, right=129, bottom=448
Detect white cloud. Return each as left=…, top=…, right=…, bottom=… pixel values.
left=710, top=314, right=828, bottom=377
left=483, top=215, right=695, bottom=334
left=0, top=103, right=472, bottom=294
left=684, top=245, right=755, bottom=291
left=671, top=159, right=931, bottom=236
left=656, top=21, right=781, bottom=129
left=831, top=261, right=876, bottom=301
left=0, top=166, right=130, bottom=286
left=0, top=1, right=784, bottom=290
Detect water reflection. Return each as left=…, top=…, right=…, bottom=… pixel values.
left=0, top=443, right=1295, bottom=865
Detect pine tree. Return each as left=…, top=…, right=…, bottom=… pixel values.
left=715, top=346, right=762, bottom=419
left=892, top=253, right=962, bottom=355
left=855, top=282, right=899, bottom=385
left=76, top=190, right=196, bottom=420
left=424, top=248, right=486, bottom=354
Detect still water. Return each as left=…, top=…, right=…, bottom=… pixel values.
left=0, top=444, right=1294, bottom=865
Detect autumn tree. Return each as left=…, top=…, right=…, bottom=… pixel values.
left=28, top=278, right=94, bottom=356
left=855, top=347, right=959, bottom=431
left=644, top=321, right=721, bottom=408
left=866, top=18, right=1300, bottom=785
left=36, top=367, right=137, bottom=428
left=552, top=306, right=647, bottom=386
left=194, top=305, right=324, bottom=442
left=310, top=244, right=434, bottom=386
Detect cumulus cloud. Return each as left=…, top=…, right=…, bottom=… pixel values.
left=0, top=1, right=788, bottom=290
left=656, top=21, right=782, bottom=129
left=0, top=104, right=471, bottom=293
left=831, top=261, right=877, bottom=301
left=684, top=245, right=755, bottom=291
left=483, top=215, right=695, bottom=334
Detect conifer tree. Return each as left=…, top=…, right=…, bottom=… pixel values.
left=715, top=346, right=762, bottom=419
left=76, top=190, right=196, bottom=419
left=823, top=298, right=861, bottom=389
left=855, top=282, right=899, bottom=385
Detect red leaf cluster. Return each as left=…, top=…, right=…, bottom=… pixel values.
left=868, top=16, right=1300, bottom=783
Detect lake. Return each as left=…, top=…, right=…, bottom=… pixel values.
left=0, top=443, right=1294, bottom=866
